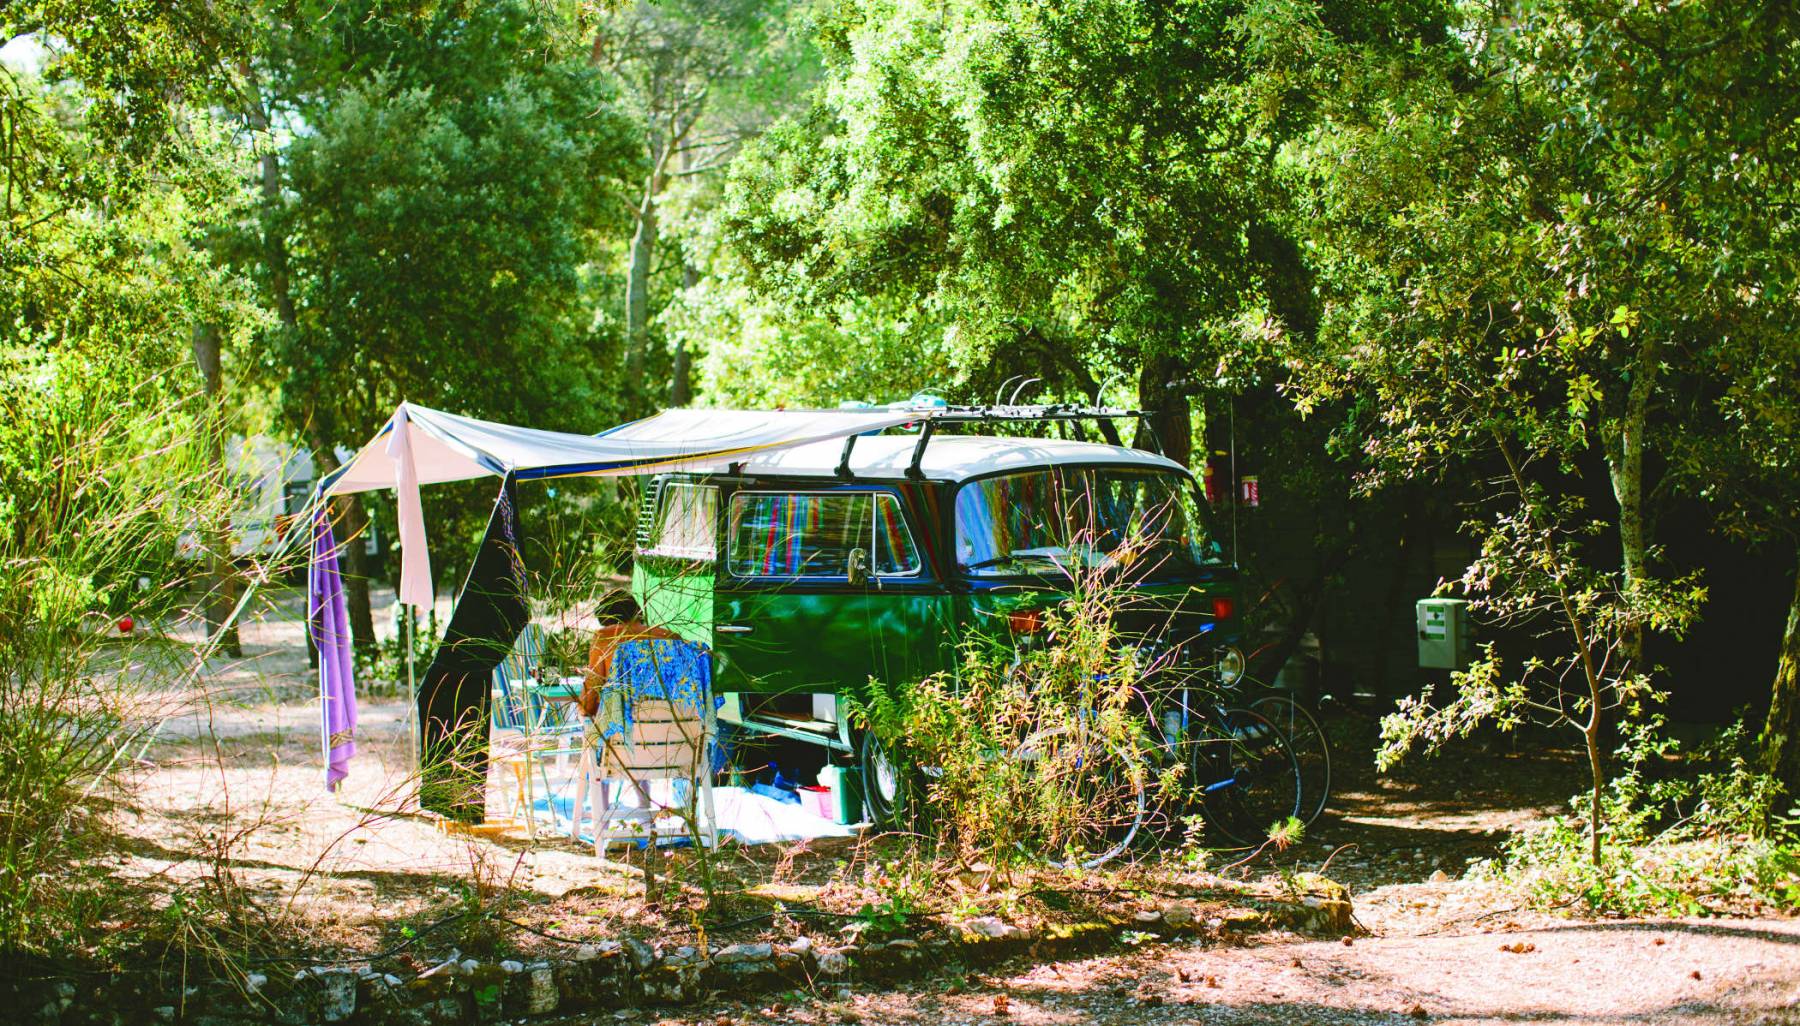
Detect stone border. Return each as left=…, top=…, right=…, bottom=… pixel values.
left=13, top=876, right=1351, bottom=1025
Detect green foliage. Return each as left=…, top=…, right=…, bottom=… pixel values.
left=1480, top=721, right=1800, bottom=915
left=274, top=1, right=639, bottom=444
left=850, top=860, right=931, bottom=938
left=3, top=1, right=252, bottom=179
left=721, top=0, right=1305, bottom=396
left=861, top=584, right=1165, bottom=869
left=670, top=279, right=957, bottom=407
left=1279, top=1, right=1800, bottom=854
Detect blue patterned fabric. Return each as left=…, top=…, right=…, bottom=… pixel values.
left=593, top=638, right=717, bottom=741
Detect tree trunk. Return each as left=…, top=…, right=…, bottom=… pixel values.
left=240, top=65, right=297, bottom=337
left=338, top=497, right=379, bottom=661
left=1764, top=548, right=1800, bottom=804
left=622, top=103, right=701, bottom=405
left=670, top=260, right=698, bottom=406
left=1606, top=335, right=1657, bottom=680
left=310, top=441, right=378, bottom=660
left=1132, top=354, right=1191, bottom=468
left=191, top=323, right=242, bottom=659
left=1585, top=718, right=1605, bottom=866
left=623, top=175, right=658, bottom=390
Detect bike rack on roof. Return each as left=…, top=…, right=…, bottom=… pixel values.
left=833, top=403, right=1160, bottom=481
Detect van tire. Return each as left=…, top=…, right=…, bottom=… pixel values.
left=859, top=730, right=913, bottom=828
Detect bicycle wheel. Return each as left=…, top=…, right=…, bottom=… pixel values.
left=1012, top=723, right=1148, bottom=869
left=1190, top=707, right=1303, bottom=847
left=1250, top=694, right=1331, bottom=826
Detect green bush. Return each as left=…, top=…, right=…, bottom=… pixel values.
left=860, top=585, right=1178, bottom=870
left=1478, top=719, right=1800, bottom=914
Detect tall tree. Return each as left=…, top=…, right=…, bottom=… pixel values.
left=587, top=0, right=814, bottom=409
left=1287, top=0, right=1800, bottom=843
left=244, top=1, right=637, bottom=651
left=719, top=0, right=1439, bottom=447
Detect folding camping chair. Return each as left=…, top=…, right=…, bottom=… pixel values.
left=568, top=639, right=719, bottom=855
left=489, top=624, right=580, bottom=837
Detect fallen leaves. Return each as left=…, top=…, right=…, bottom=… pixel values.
left=991, top=993, right=1009, bottom=1017
left=1499, top=942, right=1537, bottom=954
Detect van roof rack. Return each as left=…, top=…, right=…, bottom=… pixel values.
left=832, top=402, right=1159, bottom=481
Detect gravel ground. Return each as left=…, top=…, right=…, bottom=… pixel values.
left=134, top=589, right=1800, bottom=1023
left=782, top=916, right=1800, bottom=1025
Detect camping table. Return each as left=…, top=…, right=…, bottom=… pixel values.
left=529, top=676, right=584, bottom=702
left=528, top=676, right=585, bottom=722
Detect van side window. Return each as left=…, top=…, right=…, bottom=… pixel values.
left=728, top=492, right=920, bottom=579
left=644, top=482, right=718, bottom=560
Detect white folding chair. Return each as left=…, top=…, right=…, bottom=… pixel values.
left=568, top=640, right=718, bottom=854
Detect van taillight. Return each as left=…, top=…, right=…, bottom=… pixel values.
left=1008, top=609, right=1043, bottom=634
left=1211, top=596, right=1235, bottom=621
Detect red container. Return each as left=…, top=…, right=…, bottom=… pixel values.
left=799, top=785, right=834, bottom=820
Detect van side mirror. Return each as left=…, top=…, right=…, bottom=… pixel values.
left=847, top=546, right=870, bottom=586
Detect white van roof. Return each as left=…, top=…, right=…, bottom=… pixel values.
left=732, top=434, right=1188, bottom=483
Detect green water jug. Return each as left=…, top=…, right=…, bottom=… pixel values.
left=817, top=763, right=864, bottom=825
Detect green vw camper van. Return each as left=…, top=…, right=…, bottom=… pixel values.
left=627, top=406, right=1245, bottom=823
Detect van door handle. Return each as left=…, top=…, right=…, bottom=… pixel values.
left=717, top=624, right=753, bottom=634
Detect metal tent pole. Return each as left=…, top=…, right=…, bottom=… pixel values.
left=406, top=601, right=419, bottom=778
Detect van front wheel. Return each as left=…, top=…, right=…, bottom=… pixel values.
left=859, top=731, right=913, bottom=828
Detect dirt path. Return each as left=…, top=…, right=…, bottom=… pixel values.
left=130, top=596, right=1800, bottom=1023
left=809, top=918, right=1800, bottom=1025
left=644, top=726, right=1800, bottom=1025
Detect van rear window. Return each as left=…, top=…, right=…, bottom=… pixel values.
left=727, top=492, right=920, bottom=578
left=644, top=482, right=718, bottom=560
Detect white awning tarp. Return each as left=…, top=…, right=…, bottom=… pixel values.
left=324, top=402, right=923, bottom=496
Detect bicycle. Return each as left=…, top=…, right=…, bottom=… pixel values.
left=1247, top=688, right=1331, bottom=827
left=857, top=635, right=1307, bottom=865
left=1157, top=695, right=1304, bottom=848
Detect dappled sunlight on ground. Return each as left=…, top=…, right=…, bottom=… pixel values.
left=111, top=588, right=1800, bottom=1022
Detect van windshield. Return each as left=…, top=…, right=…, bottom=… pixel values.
left=954, top=466, right=1222, bottom=580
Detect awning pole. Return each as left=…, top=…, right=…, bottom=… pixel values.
left=406, top=603, right=419, bottom=780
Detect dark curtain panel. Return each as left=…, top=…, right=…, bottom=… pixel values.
left=418, top=474, right=529, bottom=822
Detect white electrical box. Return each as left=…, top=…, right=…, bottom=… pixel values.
left=1416, top=598, right=1473, bottom=669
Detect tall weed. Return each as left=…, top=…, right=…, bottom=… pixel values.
left=862, top=582, right=1177, bottom=870
left=0, top=356, right=243, bottom=951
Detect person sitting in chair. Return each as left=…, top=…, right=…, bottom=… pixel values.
left=577, top=591, right=677, bottom=720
